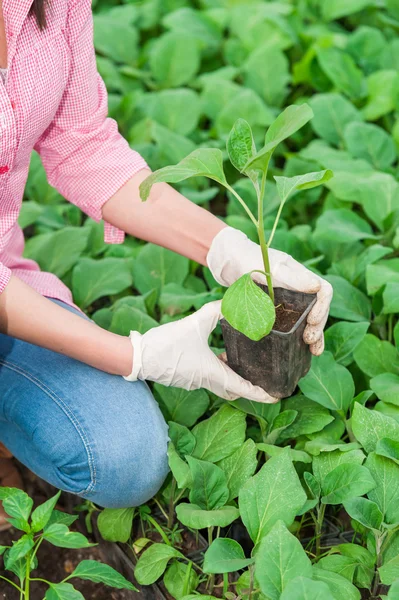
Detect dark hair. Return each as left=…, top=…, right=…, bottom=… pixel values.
left=30, top=0, right=47, bottom=30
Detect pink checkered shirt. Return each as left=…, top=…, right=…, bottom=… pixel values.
left=0, top=0, right=148, bottom=306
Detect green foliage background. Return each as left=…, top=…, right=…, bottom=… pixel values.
left=17, top=0, right=399, bottom=598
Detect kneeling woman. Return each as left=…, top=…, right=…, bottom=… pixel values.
left=0, top=0, right=332, bottom=527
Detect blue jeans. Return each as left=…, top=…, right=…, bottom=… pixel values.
left=0, top=299, right=169, bottom=508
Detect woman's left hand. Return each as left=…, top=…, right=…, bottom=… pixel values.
left=207, top=227, right=333, bottom=356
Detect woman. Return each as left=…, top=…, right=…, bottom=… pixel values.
left=0, top=0, right=332, bottom=526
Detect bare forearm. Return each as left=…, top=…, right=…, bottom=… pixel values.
left=0, top=276, right=132, bottom=376
left=102, top=169, right=226, bottom=265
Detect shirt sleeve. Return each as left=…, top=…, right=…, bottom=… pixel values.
left=0, top=263, right=12, bottom=295
left=34, top=0, right=148, bottom=244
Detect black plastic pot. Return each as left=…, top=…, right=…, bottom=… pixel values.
left=221, top=286, right=317, bottom=399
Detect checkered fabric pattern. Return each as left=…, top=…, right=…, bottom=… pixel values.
left=0, top=0, right=148, bottom=306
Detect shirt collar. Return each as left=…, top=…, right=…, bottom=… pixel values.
left=2, top=0, right=34, bottom=68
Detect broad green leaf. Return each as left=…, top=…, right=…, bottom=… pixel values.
left=45, top=583, right=85, bottom=600
left=6, top=535, right=34, bottom=569
left=380, top=556, right=399, bottom=586
left=266, top=410, right=298, bottom=445
left=317, top=554, right=357, bottom=583
left=367, top=260, right=399, bottom=296
left=325, top=322, right=369, bottom=367
left=154, top=384, right=209, bottom=427
left=217, top=439, right=258, bottom=501
left=312, top=567, right=361, bottom=600
left=314, top=209, right=376, bottom=246
left=168, top=443, right=192, bottom=489
left=299, top=352, right=355, bottom=413
left=258, top=444, right=311, bottom=463
left=280, top=577, right=335, bottom=600
left=255, top=521, right=312, bottom=600
left=221, top=274, right=276, bottom=341
left=72, top=258, right=132, bottom=309
left=142, top=89, right=201, bottom=136
left=70, top=560, right=137, bottom=590
left=140, top=149, right=227, bottom=201
left=274, top=170, right=333, bottom=204
left=363, top=70, right=399, bottom=121
left=187, top=456, right=229, bottom=510
left=153, top=123, right=196, bottom=165
left=163, top=7, right=222, bottom=51
left=344, top=122, right=396, bottom=170
left=338, top=543, right=375, bottom=589
left=309, top=93, right=362, bottom=146
left=169, top=422, right=196, bottom=456
left=227, top=119, right=257, bottom=176
left=0, top=488, right=33, bottom=523
left=387, top=580, right=399, bottom=598
left=326, top=276, right=371, bottom=323
left=383, top=283, right=399, bottom=314
left=317, top=47, right=363, bottom=101
left=24, top=227, right=89, bottom=279
left=371, top=374, right=399, bottom=405
left=366, top=452, right=399, bottom=524
left=322, top=0, right=374, bottom=20
left=216, top=88, right=274, bottom=137
left=313, top=448, right=365, bottom=483
left=150, top=32, right=200, bottom=88
left=354, top=334, right=399, bottom=377
left=43, top=524, right=95, bottom=549
left=94, top=16, right=138, bottom=65
left=232, top=396, right=280, bottom=425
left=278, top=396, right=334, bottom=441
left=159, top=283, right=217, bottom=316
left=31, top=491, right=61, bottom=533
left=176, top=503, right=240, bottom=529
left=239, top=450, right=306, bottom=544
left=110, top=305, right=158, bottom=336
left=135, top=544, right=184, bottom=585
left=192, top=405, right=246, bottom=462
left=243, top=45, right=290, bottom=107
left=164, top=561, right=199, bottom=599
left=343, top=497, right=383, bottom=531
left=203, top=539, right=254, bottom=574
left=245, top=104, right=313, bottom=171
left=97, top=508, right=134, bottom=543
left=46, top=510, right=78, bottom=529
left=132, top=244, right=189, bottom=294
left=352, top=403, right=399, bottom=452
left=376, top=438, right=399, bottom=465
left=321, top=463, right=376, bottom=505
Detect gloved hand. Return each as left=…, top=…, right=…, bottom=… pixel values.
left=207, top=227, right=332, bottom=356
left=124, top=300, right=278, bottom=403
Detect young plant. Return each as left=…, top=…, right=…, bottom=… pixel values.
left=140, top=104, right=333, bottom=341
left=0, top=487, right=136, bottom=599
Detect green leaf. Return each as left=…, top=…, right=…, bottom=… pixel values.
left=258, top=444, right=311, bottom=463
left=154, top=384, right=209, bottom=428
left=312, top=567, right=361, bottom=600
left=367, top=259, right=399, bottom=296
left=344, top=122, right=396, bottom=170
left=313, top=448, right=366, bottom=484
left=221, top=274, right=276, bottom=341
left=352, top=403, right=399, bottom=453
left=43, top=524, right=95, bottom=549
left=203, top=539, right=254, bottom=574
left=45, top=583, right=85, bottom=600
left=321, top=463, right=376, bottom=505
left=266, top=410, right=298, bottom=445
left=326, top=276, right=371, bottom=323
left=72, top=258, right=132, bottom=309
left=366, top=452, right=399, bottom=524
left=46, top=510, right=79, bottom=529
left=243, top=45, right=290, bottom=107
left=164, top=561, right=199, bottom=599
left=383, top=283, right=399, bottom=315
left=0, top=488, right=33, bottom=523
left=309, top=93, right=363, bottom=146
left=317, top=555, right=357, bottom=583
left=371, top=374, right=399, bottom=405
left=278, top=396, right=334, bottom=442
left=354, top=334, right=399, bottom=377
left=150, top=32, right=200, bottom=88
left=159, top=284, right=218, bottom=317
left=69, top=560, right=137, bottom=590
left=94, top=15, right=138, bottom=66
left=97, top=508, right=134, bottom=543
left=316, top=47, right=364, bottom=100
left=325, top=322, right=369, bottom=367
left=140, top=149, right=227, bottom=201
left=299, top=352, right=355, bottom=413
left=168, top=443, right=192, bottom=489
left=31, top=491, right=61, bottom=533
left=227, top=119, right=257, bottom=182
left=343, top=497, right=383, bottom=531
left=280, top=577, right=335, bottom=600
left=388, top=580, right=399, bottom=598
left=169, top=422, right=196, bottom=456
left=274, top=170, right=333, bottom=204
left=186, top=456, right=229, bottom=511
left=176, top=503, right=240, bottom=529
left=255, top=521, right=312, bottom=600
left=110, top=305, right=158, bottom=336
left=142, top=89, right=201, bottom=136
left=216, top=439, right=258, bottom=501
left=363, top=70, right=399, bottom=121
left=132, top=244, right=189, bottom=295
left=135, top=543, right=184, bottom=585
left=6, top=535, right=34, bottom=570
left=192, top=405, right=246, bottom=463
left=245, top=104, right=313, bottom=172
left=314, top=209, right=376, bottom=246
left=376, top=438, right=399, bottom=465
left=322, top=0, right=374, bottom=20
left=239, top=450, right=306, bottom=544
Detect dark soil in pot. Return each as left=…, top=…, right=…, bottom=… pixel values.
left=221, top=286, right=317, bottom=399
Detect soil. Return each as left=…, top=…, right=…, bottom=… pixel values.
left=273, top=303, right=302, bottom=333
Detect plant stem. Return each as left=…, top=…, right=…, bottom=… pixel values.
left=267, top=200, right=285, bottom=249
left=146, top=515, right=171, bottom=546
left=315, top=504, right=326, bottom=560
left=24, top=553, right=31, bottom=600
left=168, top=479, right=177, bottom=529
left=248, top=564, right=254, bottom=600
left=208, top=526, right=214, bottom=546
left=153, top=497, right=168, bottom=522
left=372, top=533, right=384, bottom=598
left=0, top=576, right=24, bottom=594
left=388, top=314, right=394, bottom=344
left=223, top=573, right=229, bottom=597
left=226, top=185, right=258, bottom=228
left=257, top=167, right=274, bottom=304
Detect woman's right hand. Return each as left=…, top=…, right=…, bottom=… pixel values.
left=124, top=301, right=278, bottom=404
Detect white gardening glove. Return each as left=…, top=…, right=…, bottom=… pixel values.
left=207, top=227, right=333, bottom=356
left=124, top=300, right=278, bottom=403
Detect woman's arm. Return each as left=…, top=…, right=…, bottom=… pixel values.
left=0, top=276, right=133, bottom=377
left=102, top=169, right=226, bottom=265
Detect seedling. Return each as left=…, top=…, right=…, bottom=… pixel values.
left=140, top=104, right=333, bottom=342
